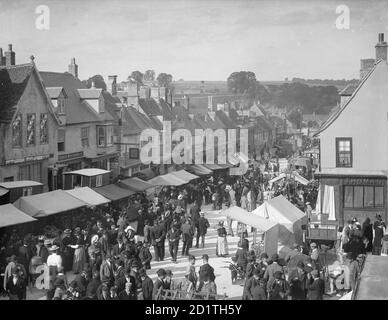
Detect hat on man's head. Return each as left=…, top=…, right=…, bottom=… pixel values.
left=157, top=268, right=166, bottom=277
left=260, top=253, right=268, bottom=259
left=64, top=229, right=71, bottom=235
left=253, top=269, right=260, bottom=276
left=50, top=245, right=59, bottom=251
left=271, top=253, right=279, bottom=261
left=44, top=239, right=51, bottom=246
left=166, top=270, right=173, bottom=276
left=202, top=254, right=209, bottom=260
left=131, top=261, right=140, bottom=268
left=303, top=263, right=313, bottom=273
left=178, top=194, right=183, bottom=200
left=311, top=269, right=319, bottom=277
left=310, top=242, right=317, bottom=248
left=297, top=260, right=305, bottom=269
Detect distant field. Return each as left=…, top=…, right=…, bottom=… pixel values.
left=172, top=80, right=349, bottom=93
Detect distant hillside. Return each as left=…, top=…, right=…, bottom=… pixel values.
left=172, top=81, right=228, bottom=94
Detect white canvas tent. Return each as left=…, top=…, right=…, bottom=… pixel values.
left=223, top=206, right=279, bottom=256
left=269, top=171, right=309, bottom=186
left=252, top=195, right=307, bottom=246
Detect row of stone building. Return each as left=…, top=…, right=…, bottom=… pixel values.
left=0, top=46, right=282, bottom=191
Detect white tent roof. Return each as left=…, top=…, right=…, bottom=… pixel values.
left=64, top=168, right=110, bottom=176
left=252, top=195, right=307, bottom=231
left=223, top=206, right=278, bottom=232
left=65, top=187, right=111, bottom=206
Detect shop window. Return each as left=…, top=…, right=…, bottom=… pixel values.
left=343, top=185, right=384, bottom=208
left=19, top=163, right=42, bottom=182
left=336, top=138, right=352, bottom=167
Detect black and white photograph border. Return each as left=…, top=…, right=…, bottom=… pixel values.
left=0, top=0, right=387, bottom=308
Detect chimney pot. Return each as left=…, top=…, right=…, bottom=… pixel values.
left=5, top=44, right=15, bottom=66
left=379, top=33, right=384, bottom=42
left=8, top=44, right=12, bottom=51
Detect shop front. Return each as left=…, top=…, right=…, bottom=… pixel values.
left=315, top=173, right=387, bottom=227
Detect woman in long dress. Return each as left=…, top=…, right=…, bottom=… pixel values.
left=216, top=221, right=229, bottom=257
left=70, top=229, right=86, bottom=274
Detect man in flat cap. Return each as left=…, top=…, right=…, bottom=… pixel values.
left=152, top=268, right=167, bottom=300
left=306, top=269, right=325, bottom=300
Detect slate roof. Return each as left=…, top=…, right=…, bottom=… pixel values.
left=0, top=64, right=34, bottom=122
left=122, top=106, right=154, bottom=135
left=77, top=88, right=102, bottom=99
left=159, top=99, right=174, bottom=120
left=45, top=87, right=64, bottom=99
left=40, top=71, right=112, bottom=124
left=138, top=98, right=162, bottom=116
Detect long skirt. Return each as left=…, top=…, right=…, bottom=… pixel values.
left=72, top=247, right=86, bottom=273
left=216, top=236, right=229, bottom=256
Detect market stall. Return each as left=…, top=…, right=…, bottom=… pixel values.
left=65, top=187, right=111, bottom=207
left=170, top=170, right=199, bottom=182
left=188, top=164, right=213, bottom=176
left=13, top=190, right=87, bottom=218
left=223, top=206, right=279, bottom=256
left=117, top=177, right=154, bottom=192
left=0, top=180, right=44, bottom=204
left=93, top=184, right=135, bottom=201
left=148, top=173, right=188, bottom=186
left=63, top=168, right=111, bottom=190
left=0, top=203, right=37, bottom=228
left=252, top=195, right=307, bottom=245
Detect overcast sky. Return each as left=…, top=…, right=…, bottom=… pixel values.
left=1, top=0, right=388, bottom=82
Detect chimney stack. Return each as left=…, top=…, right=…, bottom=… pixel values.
left=375, top=33, right=388, bottom=62
left=0, top=48, right=4, bottom=66
left=208, top=95, right=213, bottom=111
left=68, top=57, right=78, bottom=78
left=107, top=75, right=117, bottom=96
left=5, top=44, right=15, bottom=66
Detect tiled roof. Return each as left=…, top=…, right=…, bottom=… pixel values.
left=0, top=64, right=34, bottom=122
left=122, top=106, right=154, bottom=135
left=40, top=71, right=111, bottom=124
left=159, top=99, right=174, bottom=120
left=138, top=98, right=162, bottom=116
left=45, top=87, right=64, bottom=99
left=77, top=88, right=102, bottom=99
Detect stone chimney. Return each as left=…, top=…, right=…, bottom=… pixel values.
left=208, top=96, right=213, bottom=111
left=5, top=44, right=15, bottom=67
left=68, top=57, right=78, bottom=78
left=0, top=48, right=4, bottom=66
left=107, top=75, right=117, bottom=96
left=375, top=33, right=387, bottom=62
left=360, top=58, right=375, bottom=79
left=126, top=80, right=139, bottom=106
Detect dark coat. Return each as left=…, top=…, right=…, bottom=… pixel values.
left=38, top=245, right=49, bottom=264
left=307, top=278, right=325, bottom=300
left=152, top=278, right=165, bottom=300
left=198, top=217, right=210, bottom=235
left=139, top=247, right=152, bottom=269
left=111, top=243, right=125, bottom=258
left=242, top=276, right=258, bottom=300
left=251, top=283, right=267, bottom=300
left=141, top=276, right=154, bottom=300
left=86, top=279, right=101, bottom=299
left=199, top=263, right=215, bottom=282
left=118, top=290, right=137, bottom=300
left=6, top=277, right=25, bottom=300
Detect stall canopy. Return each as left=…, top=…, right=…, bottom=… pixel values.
left=118, top=177, right=154, bottom=192
left=93, top=184, right=134, bottom=201
left=0, top=204, right=37, bottom=228
left=13, top=190, right=86, bottom=218
left=189, top=164, right=213, bottom=176
left=170, top=170, right=199, bottom=183
left=148, top=173, right=187, bottom=186
left=0, top=187, right=9, bottom=197
left=224, top=206, right=279, bottom=256
left=65, top=187, right=111, bottom=206
left=0, top=180, right=43, bottom=189
left=252, top=195, right=307, bottom=245
left=64, top=168, right=110, bottom=176
left=354, top=255, right=388, bottom=300
left=203, top=164, right=224, bottom=171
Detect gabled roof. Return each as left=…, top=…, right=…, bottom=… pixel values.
left=138, top=98, right=162, bottom=117
left=0, top=63, right=34, bottom=122
left=46, top=87, right=66, bottom=99
left=77, top=88, right=103, bottom=99
left=40, top=71, right=106, bottom=124
left=315, top=60, right=381, bottom=136
left=122, top=106, right=153, bottom=135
